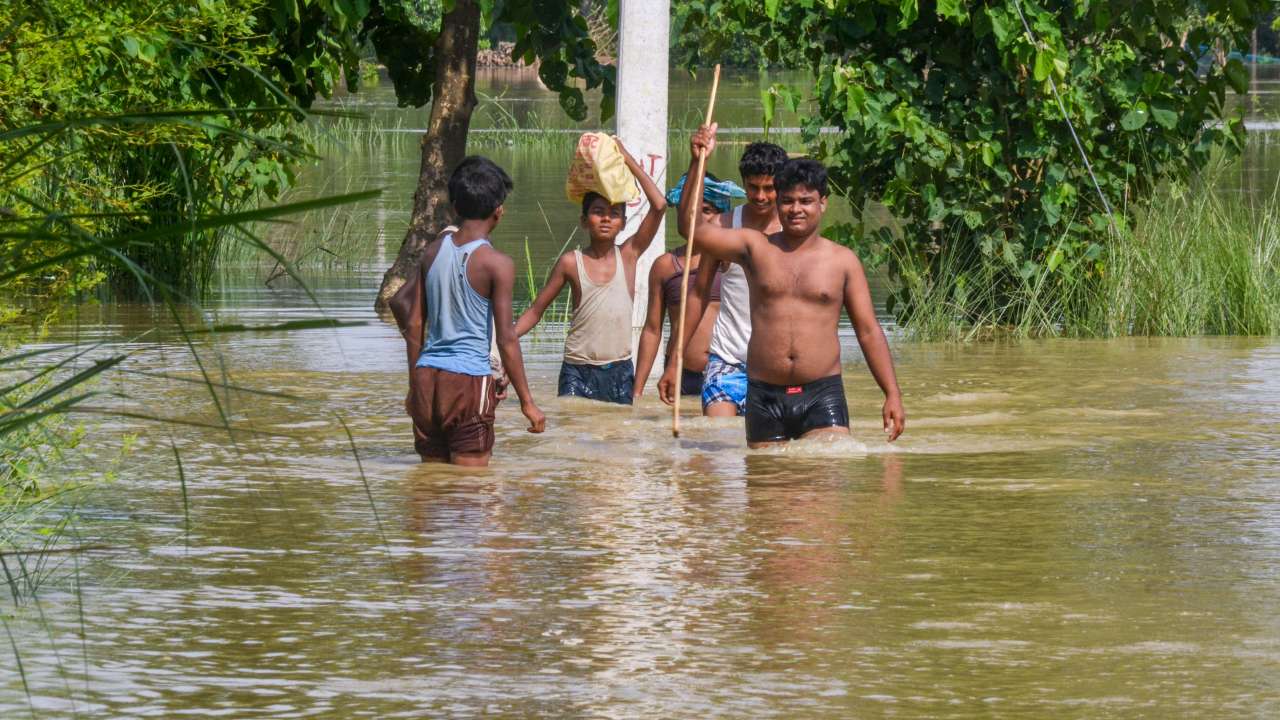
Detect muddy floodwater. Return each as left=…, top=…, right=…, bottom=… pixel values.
left=5, top=279, right=1280, bottom=717
left=5, top=68, right=1280, bottom=716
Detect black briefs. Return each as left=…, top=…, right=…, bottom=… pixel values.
left=745, top=374, right=850, bottom=444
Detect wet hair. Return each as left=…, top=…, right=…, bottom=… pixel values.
left=448, top=156, right=514, bottom=219
left=774, top=158, right=829, bottom=197
left=738, top=142, right=788, bottom=179
left=581, top=191, right=625, bottom=219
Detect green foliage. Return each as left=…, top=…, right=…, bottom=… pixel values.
left=671, top=1, right=786, bottom=68
left=288, top=0, right=616, bottom=120
left=1088, top=172, right=1280, bottom=336
left=1, top=1, right=319, bottom=303
left=1, top=94, right=376, bottom=601
left=890, top=159, right=1280, bottom=340
left=681, top=0, right=1269, bottom=332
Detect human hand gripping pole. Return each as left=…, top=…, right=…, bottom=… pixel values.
left=673, top=64, right=721, bottom=438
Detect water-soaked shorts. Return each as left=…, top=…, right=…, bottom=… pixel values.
left=745, top=374, right=849, bottom=444
left=408, top=366, right=499, bottom=460
left=680, top=368, right=704, bottom=397
left=558, top=359, right=634, bottom=405
left=701, top=353, right=747, bottom=415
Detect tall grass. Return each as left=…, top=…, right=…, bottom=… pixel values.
left=1085, top=180, right=1280, bottom=336
left=889, top=163, right=1280, bottom=339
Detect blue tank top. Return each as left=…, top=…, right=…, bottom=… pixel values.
left=417, top=234, right=493, bottom=376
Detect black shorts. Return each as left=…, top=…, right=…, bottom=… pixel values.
left=558, top=359, right=634, bottom=405
left=745, top=375, right=849, bottom=444
left=680, top=368, right=703, bottom=397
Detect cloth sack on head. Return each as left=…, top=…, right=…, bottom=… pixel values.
left=565, top=132, right=640, bottom=205
left=665, top=172, right=746, bottom=214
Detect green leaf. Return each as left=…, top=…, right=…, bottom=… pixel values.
left=936, top=0, right=965, bottom=21
left=1120, top=106, right=1148, bottom=131
left=988, top=8, right=1012, bottom=46
left=1150, top=105, right=1177, bottom=130
left=761, top=88, right=776, bottom=132
left=1034, top=50, right=1054, bottom=82
left=559, top=87, right=587, bottom=121
left=765, top=0, right=781, bottom=20
left=538, top=59, right=568, bottom=90
left=898, top=0, right=919, bottom=29
left=846, top=85, right=867, bottom=116
left=1002, top=240, right=1018, bottom=266
left=1040, top=193, right=1061, bottom=225
left=1046, top=247, right=1065, bottom=272
left=1224, top=58, right=1248, bottom=95
left=927, top=196, right=946, bottom=222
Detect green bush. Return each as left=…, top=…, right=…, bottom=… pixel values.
left=680, top=0, right=1269, bottom=335
left=0, top=1, right=340, bottom=305
left=890, top=156, right=1280, bottom=339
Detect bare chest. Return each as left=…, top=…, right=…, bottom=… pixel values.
left=750, top=251, right=844, bottom=308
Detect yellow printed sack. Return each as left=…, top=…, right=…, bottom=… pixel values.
left=565, top=132, right=640, bottom=204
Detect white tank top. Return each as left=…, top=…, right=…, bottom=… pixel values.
left=563, top=248, right=634, bottom=365
left=708, top=206, right=751, bottom=366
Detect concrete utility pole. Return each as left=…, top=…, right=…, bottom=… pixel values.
left=615, top=0, right=670, bottom=334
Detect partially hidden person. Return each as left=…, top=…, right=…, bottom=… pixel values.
left=633, top=172, right=744, bottom=401
left=658, top=134, right=787, bottom=418
left=676, top=128, right=906, bottom=446
left=515, top=137, right=666, bottom=404
left=389, top=156, right=546, bottom=466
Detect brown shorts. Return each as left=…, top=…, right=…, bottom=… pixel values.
left=407, top=366, right=499, bottom=460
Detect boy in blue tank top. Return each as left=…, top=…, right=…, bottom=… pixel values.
left=390, top=157, right=545, bottom=466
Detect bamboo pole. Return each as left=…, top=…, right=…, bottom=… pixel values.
left=673, top=64, right=721, bottom=438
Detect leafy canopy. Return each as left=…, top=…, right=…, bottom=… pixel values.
left=268, top=0, right=616, bottom=119
left=681, top=0, right=1267, bottom=322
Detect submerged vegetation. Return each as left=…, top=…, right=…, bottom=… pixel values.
left=888, top=156, right=1280, bottom=340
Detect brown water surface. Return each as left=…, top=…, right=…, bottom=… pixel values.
left=4, top=279, right=1280, bottom=717
left=5, top=68, right=1280, bottom=718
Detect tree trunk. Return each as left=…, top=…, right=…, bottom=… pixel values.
left=373, top=0, right=481, bottom=312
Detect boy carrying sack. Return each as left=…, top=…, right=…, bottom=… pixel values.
left=515, top=136, right=667, bottom=404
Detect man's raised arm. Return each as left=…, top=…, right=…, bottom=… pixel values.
left=680, top=127, right=756, bottom=263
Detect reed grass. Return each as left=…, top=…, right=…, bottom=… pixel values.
left=1085, top=177, right=1280, bottom=336
left=889, top=159, right=1280, bottom=340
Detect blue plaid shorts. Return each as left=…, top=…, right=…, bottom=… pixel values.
left=701, top=353, right=747, bottom=415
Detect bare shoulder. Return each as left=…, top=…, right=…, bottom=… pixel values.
left=818, top=236, right=862, bottom=267
left=650, top=251, right=676, bottom=277
left=547, top=249, right=578, bottom=287
left=557, top=249, right=578, bottom=273
left=473, top=243, right=514, bottom=274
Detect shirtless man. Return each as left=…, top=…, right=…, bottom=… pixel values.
left=679, top=136, right=906, bottom=446
left=657, top=135, right=787, bottom=416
